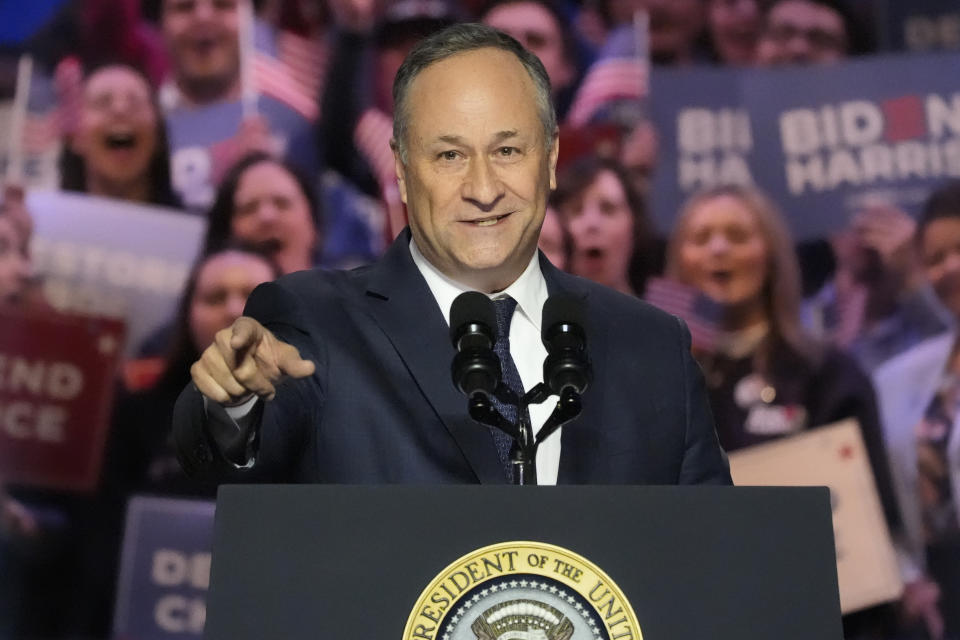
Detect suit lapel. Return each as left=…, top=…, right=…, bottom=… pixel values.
left=363, top=230, right=507, bottom=484
left=541, top=258, right=608, bottom=484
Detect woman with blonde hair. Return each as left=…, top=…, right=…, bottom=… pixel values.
left=665, top=183, right=906, bottom=635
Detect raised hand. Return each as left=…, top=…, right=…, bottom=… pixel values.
left=190, top=316, right=315, bottom=405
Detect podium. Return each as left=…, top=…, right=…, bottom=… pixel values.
left=206, top=485, right=842, bottom=639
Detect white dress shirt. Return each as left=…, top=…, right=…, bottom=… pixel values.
left=219, top=241, right=562, bottom=483
left=409, top=241, right=561, bottom=485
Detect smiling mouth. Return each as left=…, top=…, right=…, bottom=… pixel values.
left=467, top=213, right=511, bottom=227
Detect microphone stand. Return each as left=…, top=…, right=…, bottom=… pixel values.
left=468, top=383, right=584, bottom=486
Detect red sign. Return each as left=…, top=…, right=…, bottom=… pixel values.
left=0, top=306, right=125, bottom=492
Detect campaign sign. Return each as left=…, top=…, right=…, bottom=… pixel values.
left=648, top=52, right=960, bottom=241
left=744, top=51, right=960, bottom=240
left=113, top=496, right=216, bottom=639
left=27, top=190, right=206, bottom=356
left=648, top=65, right=755, bottom=235
left=882, top=0, right=960, bottom=53
left=0, top=307, right=124, bottom=491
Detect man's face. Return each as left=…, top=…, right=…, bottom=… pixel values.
left=482, top=2, right=573, bottom=93
left=162, top=0, right=240, bottom=96
left=394, top=47, right=558, bottom=292
left=758, top=0, right=847, bottom=65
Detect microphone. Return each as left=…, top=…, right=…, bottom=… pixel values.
left=450, top=291, right=501, bottom=398
left=541, top=293, right=592, bottom=396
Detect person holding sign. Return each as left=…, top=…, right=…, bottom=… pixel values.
left=756, top=0, right=856, bottom=66
left=874, top=179, right=960, bottom=639
left=173, top=23, right=731, bottom=488
left=663, top=184, right=906, bottom=636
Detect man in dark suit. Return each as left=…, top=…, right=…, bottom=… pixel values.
left=174, top=23, right=731, bottom=486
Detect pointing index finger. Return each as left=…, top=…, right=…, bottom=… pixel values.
left=230, top=317, right=263, bottom=353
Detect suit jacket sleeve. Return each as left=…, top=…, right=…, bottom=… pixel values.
left=675, top=316, right=733, bottom=485
left=173, top=279, right=325, bottom=481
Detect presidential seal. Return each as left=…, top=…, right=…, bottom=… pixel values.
left=403, top=541, right=642, bottom=640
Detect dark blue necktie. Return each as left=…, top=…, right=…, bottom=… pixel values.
left=490, top=296, right=529, bottom=482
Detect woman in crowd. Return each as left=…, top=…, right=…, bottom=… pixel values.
left=60, top=62, right=178, bottom=207
left=112, top=244, right=281, bottom=497
left=873, top=179, right=960, bottom=639
left=69, top=244, right=280, bottom=636
left=551, top=155, right=656, bottom=296
left=664, top=183, right=906, bottom=637
left=203, top=152, right=322, bottom=275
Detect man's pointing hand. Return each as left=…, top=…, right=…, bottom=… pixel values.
left=191, top=316, right=316, bottom=405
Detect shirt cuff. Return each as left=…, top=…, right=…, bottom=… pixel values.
left=201, top=394, right=261, bottom=468
left=223, top=395, right=259, bottom=420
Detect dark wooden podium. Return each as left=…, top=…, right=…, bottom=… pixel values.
left=206, top=485, right=842, bottom=639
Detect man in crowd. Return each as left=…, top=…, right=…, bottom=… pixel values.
left=174, top=23, right=730, bottom=487
left=756, top=0, right=851, bottom=65
left=160, top=0, right=317, bottom=210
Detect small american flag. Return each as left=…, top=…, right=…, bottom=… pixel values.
left=566, top=12, right=649, bottom=127
left=275, top=31, right=328, bottom=112
left=566, top=57, right=649, bottom=127
left=252, top=50, right=320, bottom=122
left=644, top=277, right=723, bottom=353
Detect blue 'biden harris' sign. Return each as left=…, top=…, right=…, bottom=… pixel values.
left=745, top=52, right=960, bottom=239
left=113, top=497, right=216, bottom=639
left=649, top=65, right=753, bottom=235
left=648, top=51, right=960, bottom=241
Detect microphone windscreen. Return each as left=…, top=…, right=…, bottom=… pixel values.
left=450, top=291, right=496, bottom=344
left=542, top=293, right=586, bottom=334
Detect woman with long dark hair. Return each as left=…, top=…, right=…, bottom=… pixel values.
left=59, top=62, right=178, bottom=207
left=203, top=152, right=322, bottom=274
left=551, top=155, right=656, bottom=296
left=69, top=244, right=279, bottom=636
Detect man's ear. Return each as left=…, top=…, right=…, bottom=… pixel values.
left=548, top=131, right=559, bottom=191
left=390, top=139, right=408, bottom=204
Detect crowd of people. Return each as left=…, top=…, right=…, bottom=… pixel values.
left=1, top=0, right=959, bottom=638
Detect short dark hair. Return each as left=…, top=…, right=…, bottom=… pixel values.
left=391, top=22, right=556, bottom=162
left=920, top=179, right=960, bottom=237
left=202, top=152, right=322, bottom=258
